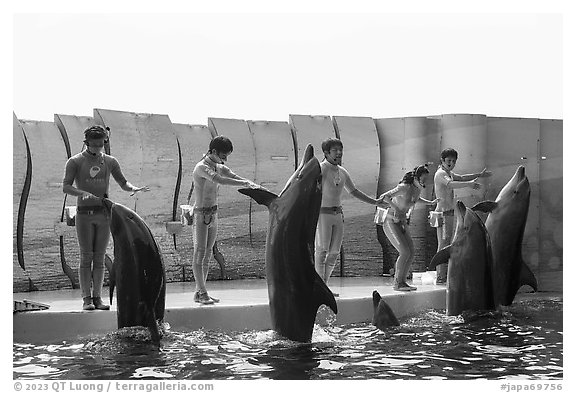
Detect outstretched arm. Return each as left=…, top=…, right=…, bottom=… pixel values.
left=342, top=168, right=382, bottom=206
left=419, top=196, right=440, bottom=205
left=213, top=175, right=256, bottom=187
left=120, top=182, right=150, bottom=195
left=350, top=189, right=379, bottom=205
left=447, top=179, right=482, bottom=190
left=217, top=166, right=258, bottom=187
left=453, top=167, right=492, bottom=181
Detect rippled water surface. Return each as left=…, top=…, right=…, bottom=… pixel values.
left=13, top=295, right=562, bottom=380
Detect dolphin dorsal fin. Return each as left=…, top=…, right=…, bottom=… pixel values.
left=372, top=290, right=382, bottom=310
left=472, top=201, right=498, bottom=213
left=427, top=246, right=451, bottom=271
left=238, top=188, right=278, bottom=207
left=313, top=272, right=338, bottom=314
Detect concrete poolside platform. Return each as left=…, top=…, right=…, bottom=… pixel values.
left=13, top=277, right=447, bottom=344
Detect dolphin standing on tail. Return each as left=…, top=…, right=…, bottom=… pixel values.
left=239, top=144, right=337, bottom=343
left=428, top=201, right=495, bottom=316
left=471, top=166, right=537, bottom=306
left=102, top=198, right=166, bottom=342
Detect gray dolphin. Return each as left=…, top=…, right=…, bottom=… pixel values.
left=238, top=144, right=337, bottom=343
left=428, top=201, right=495, bottom=316
left=102, top=198, right=166, bottom=342
left=471, top=166, right=538, bottom=306
left=372, top=290, right=399, bottom=330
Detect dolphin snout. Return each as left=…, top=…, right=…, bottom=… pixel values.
left=301, top=144, right=315, bottom=164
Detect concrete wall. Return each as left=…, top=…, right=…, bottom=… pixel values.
left=13, top=111, right=563, bottom=292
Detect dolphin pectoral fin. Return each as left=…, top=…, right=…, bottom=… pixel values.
left=519, top=260, right=538, bottom=292
left=313, top=274, right=338, bottom=314
left=238, top=188, right=278, bottom=207
left=428, top=246, right=451, bottom=271
left=471, top=201, right=498, bottom=213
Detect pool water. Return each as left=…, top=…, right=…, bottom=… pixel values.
left=13, top=295, right=562, bottom=380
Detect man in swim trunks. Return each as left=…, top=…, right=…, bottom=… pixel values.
left=63, top=125, right=149, bottom=311
left=431, top=148, right=492, bottom=284
left=191, top=136, right=259, bottom=305
left=315, top=138, right=385, bottom=296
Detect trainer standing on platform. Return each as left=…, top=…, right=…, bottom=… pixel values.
left=63, top=125, right=149, bottom=311
left=430, top=147, right=492, bottom=284
left=315, top=138, right=385, bottom=296
left=190, top=136, right=259, bottom=305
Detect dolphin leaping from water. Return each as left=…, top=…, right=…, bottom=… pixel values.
left=239, top=144, right=337, bottom=343
left=472, top=166, right=537, bottom=306
left=428, top=201, right=495, bottom=316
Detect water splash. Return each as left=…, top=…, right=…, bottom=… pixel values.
left=13, top=296, right=562, bottom=380
left=132, top=367, right=173, bottom=379
left=13, top=364, right=64, bottom=378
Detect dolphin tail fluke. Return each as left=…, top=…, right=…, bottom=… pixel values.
left=471, top=201, right=498, bottom=213
left=428, top=246, right=451, bottom=271
left=313, top=274, right=338, bottom=314
left=520, top=260, right=538, bottom=292
left=238, top=188, right=278, bottom=207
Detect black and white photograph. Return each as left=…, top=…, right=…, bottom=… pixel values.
left=6, top=0, right=569, bottom=390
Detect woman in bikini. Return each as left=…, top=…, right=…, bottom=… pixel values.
left=377, top=165, right=438, bottom=291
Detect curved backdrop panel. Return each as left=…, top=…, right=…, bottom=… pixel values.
left=332, top=116, right=381, bottom=276
left=246, top=120, right=296, bottom=265
left=93, top=109, right=143, bottom=209
left=374, top=118, right=405, bottom=197
left=13, top=113, right=28, bottom=282
left=289, top=114, right=336, bottom=162
left=17, top=119, right=70, bottom=291
left=54, top=114, right=96, bottom=156
left=94, top=108, right=180, bottom=278
left=538, top=119, right=562, bottom=291
left=247, top=120, right=296, bottom=194
left=94, top=108, right=179, bottom=220
left=439, top=114, right=488, bottom=208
